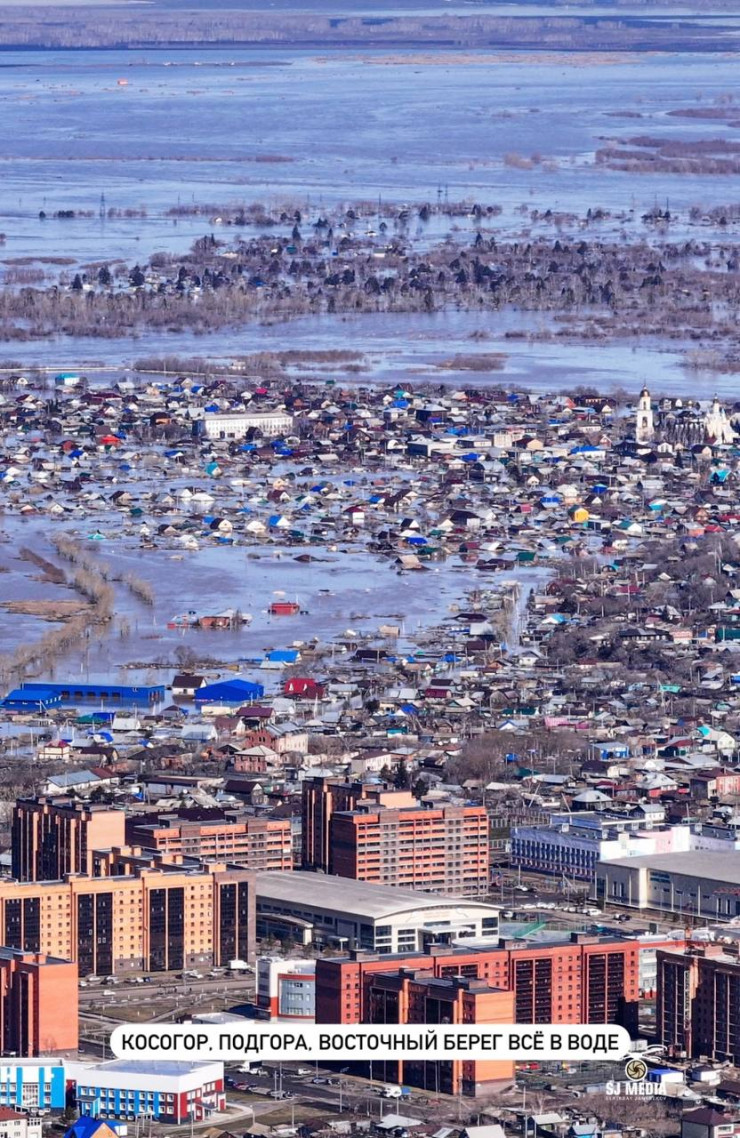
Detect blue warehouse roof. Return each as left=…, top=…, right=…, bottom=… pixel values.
left=194, top=678, right=264, bottom=703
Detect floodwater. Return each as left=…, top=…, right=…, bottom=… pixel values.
left=4, top=308, right=735, bottom=398
left=0, top=24, right=734, bottom=694
left=2, top=45, right=740, bottom=265
left=2, top=41, right=740, bottom=398
left=0, top=516, right=548, bottom=688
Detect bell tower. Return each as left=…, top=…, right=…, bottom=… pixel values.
left=636, top=386, right=654, bottom=444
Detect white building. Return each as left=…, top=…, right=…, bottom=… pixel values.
left=0, top=1108, right=43, bottom=1138
left=510, top=814, right=691, bottom=882
left=69, top=1059, right=225, bottom=1124
left=257, top=956, right=315, bottom=1021
left=70, top=1060, right=223, bottom=1124
left=203, top=411, right=293, bottom=440
left=256, top=871, right=500, bottom=954
left=636, top=386, right=655, bottom=444
left=705, top=396, right=737, bottom=445
left=595, top=850, right=740, bottom=922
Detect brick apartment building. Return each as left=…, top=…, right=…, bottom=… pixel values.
left=331, top=803, right=490, bottom=895
left=315, top=934, right=639, bottom=1035
left=658, top=943, right=740, bottom=1063
left=125, top=810, right=293, bottom=871
left=301, top=776, right=371, bottom=873
left=301, top=777, right=490, bottom=894
left=12, top=799, right=126, bottom=882
left=0, top=948, right=78, bottom=1056
left=364, top=969, right=515, bottom=1095
left=0, top=848, right=255, bottom=976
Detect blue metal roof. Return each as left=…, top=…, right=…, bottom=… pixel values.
left=195, top=678, right=264, bottom=702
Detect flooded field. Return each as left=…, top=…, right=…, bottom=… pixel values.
left=0, top=516, right=547, bottom=688
left=4, top=308, right=734, bottom=398
left=3, top=44, right=740, bottom=264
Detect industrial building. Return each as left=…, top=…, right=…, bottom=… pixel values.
left=595, top=851, right=740, bottom=921
left=2, top=682, right=164, bottom=711
left=255, top=870, right=500, bottom=954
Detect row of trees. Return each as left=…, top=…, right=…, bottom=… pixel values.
left=4, top=227, right=740, bottom=343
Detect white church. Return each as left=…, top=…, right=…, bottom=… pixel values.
left=636, top=386, right=737, bottom=446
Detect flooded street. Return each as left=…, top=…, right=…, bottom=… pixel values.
left=0, top=515, right=550, bottom=688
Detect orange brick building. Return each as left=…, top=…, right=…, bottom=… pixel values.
left=0, top=849, right=255, bottom=976
left=658, top=943, right=740, bottom=1063
left=125, top=810, right=293, bottom=871
left=330, top=803, right=490, bottom=895
left=301, top=777, right=376, bottom=872
left=365, top=970, right=515, bottom=1095
left=12, top=798, right=126, bottom=882
left=315, top=934, right=639, bottom=1035
left=301, top=777, right=489, bottom=894
left=0, top=948, right=78, bottom=1055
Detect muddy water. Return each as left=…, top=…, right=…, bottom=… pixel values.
left=0, top=516, right=552, bottom=689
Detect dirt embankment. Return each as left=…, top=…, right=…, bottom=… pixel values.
left=0, top=599, right=88, bottom=620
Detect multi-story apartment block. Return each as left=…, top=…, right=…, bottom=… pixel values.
left=330, top=803, right=490, bottom=895
left=12, top=799, right=126, bottom=883
left=0, top=849, right=255, bottom=976
left=301, top=777, right=489, bottom=894
left=0, top=948, right=78, bottom=1056
left=315, top=934, right=639, bottom=1035
left=362, top=970, right=515, bottom=1095
left=301, top=776, right=369, bottom=872
left=658, top=944, right=740, bottom=1063
left=125, top=811, right=293, bottom=871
